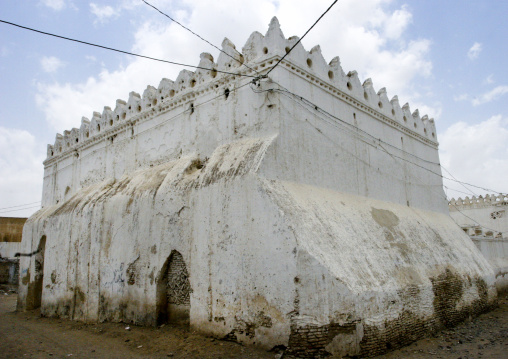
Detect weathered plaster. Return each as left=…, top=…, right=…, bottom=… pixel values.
left=18, top=18, right=496, bottom=357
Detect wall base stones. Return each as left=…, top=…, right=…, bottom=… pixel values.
left=283, top=273, right=496, bottom=358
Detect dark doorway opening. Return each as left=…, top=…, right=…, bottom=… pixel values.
left=156, top=250, right=191, bottom=325
left=27, top=235, right=46, bottom=310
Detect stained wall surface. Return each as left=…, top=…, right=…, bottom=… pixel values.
left=18, top=18, right=497, bottom=358
left=0, top=217, right=26, bottom=243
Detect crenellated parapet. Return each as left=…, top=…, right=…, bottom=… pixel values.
left=44, top=16, right=438, bottom=163
left=449, top=194, right=508, bottom=210
left=25, top=18, right=500, bottom=356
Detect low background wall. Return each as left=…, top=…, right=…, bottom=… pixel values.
left=0, top=258, right=20, bottom=285
left=0, top=217, right=26, bottom=288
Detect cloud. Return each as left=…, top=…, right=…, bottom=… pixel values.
left=472, top=85, right=508, bottom=106
left=440, top=115, right=508, bottom=198
left=35, top=0, right=433, bottom=131
left=382, top=5, right=413, bottom=39
left=40, top=56, right=65, bottom=73
left=90, top=3, right=119, bottom=23
left=0, top=127, right=45, bottom=218
left=453, top=93, right=469, bottom=102
left=484, top=74, right=494, bottom=85
left=467, top=42, right=482, bottom=60
left=40, top=0, right=66, bottom=11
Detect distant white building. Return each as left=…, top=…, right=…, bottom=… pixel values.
left=449, top=194, right=508, bottom=292
left=18, top=18, right=496, bottom=358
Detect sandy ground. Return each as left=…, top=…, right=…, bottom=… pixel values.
left=0, top=289, right=507, bottom=359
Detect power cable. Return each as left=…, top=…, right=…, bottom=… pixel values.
left=280, top=86, right=441, bottom=165
left=141, top=0, right=260, bottom=76
left=444, top=186, right=479, bottom=198
left=0, top=19, right=256, bottom=78
left=0, top=205, right=40, bottom=215
left=253, top=80, right=441, bottom=165
left=252, top=80, right=505, bottom=195
left=0, top=201, right=41, bottom=211
left=265, top=0, right=338, bottom=76
left=133, top=80, right=253, bottom=138
left=441, top=166, right=477, bottom=197
left=256, top=80, right=501, bottom=235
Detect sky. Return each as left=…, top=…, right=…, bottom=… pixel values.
left=0, top=0, right=507, bottom=218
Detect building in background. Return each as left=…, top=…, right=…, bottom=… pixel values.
left=0, top=217, right=26, bottom=287
left=449, top=194, right=508, bottom=292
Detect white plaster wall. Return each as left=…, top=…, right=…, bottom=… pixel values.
left=0, top=242, right=20, bottom=259
left=41, top=18, right=442, bottom=215
left=449, top=198, right=508, bottom=291
left=450, top=200, right=508, bottom=235
left=259, top=64, right=445, bottom=213
left=20, top=18, right=495, bottom=356
left=21, top=139, right=298, bottom=345
left=472, top=239, right=508, bottom=292
left=19, top=136, right=496, bottom=352
left=41, top=83, right=278, bottom=209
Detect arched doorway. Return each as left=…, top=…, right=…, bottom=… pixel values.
left=156, top=250, right=191, bottom=325
left=28, top=235, right=46, bottom=310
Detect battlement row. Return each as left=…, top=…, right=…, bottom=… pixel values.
left=46, top=17, right=437, bottom=161
left=449, top=194, right=508, bottom=208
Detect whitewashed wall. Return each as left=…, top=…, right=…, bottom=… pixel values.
left=19, top=17, right=496, bottom=358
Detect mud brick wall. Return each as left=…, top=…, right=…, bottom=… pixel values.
left=287, top=273, right=494, bottom=358
left=286, top=322, right=357, bottom=358
left=0, top=217, right=27, bottom=243
left=430, top=269, right=490, bottom=328
left=359, top=275, right=492, bottom=358
left=166, top=251, right=190, bottom=305
left=287, top=323, right=331, bottom=358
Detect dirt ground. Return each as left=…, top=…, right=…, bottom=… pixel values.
left=0, top=289, right=507, bottom=359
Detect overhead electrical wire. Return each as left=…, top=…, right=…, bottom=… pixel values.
left=444, top=186, right=479, bottom=198
left=0, top=201, right=41, bottom=211
left=265, top=0, right=339, bottom=76
left=141, top=0, right=261, bottom=76
left=3, top=4, right=502, bottom=220
left=0, top=19, right=256, bottom=78
left=0, top=204, right=41, bottom=214
left=252, top=80, right=440, bottom=165
left=379, top=143, right=501, bottom=234
left=257, top=81, right=501, bottom=233
left=403, top=165, right=501, bottom=234
left=251, top=79, right=505, bottom=196
left=441, top=166, right=478, bottom=197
